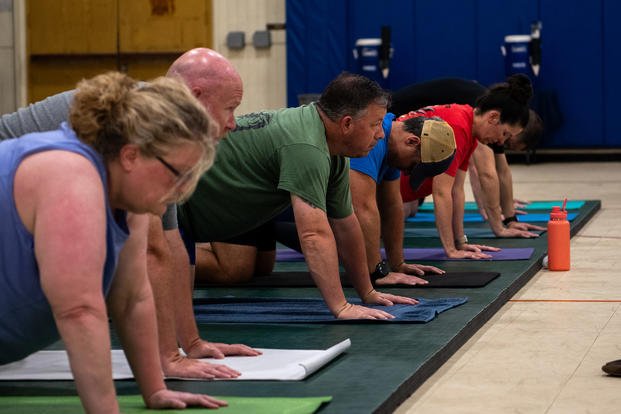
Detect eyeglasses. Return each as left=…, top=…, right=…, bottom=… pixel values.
left=155, top=155, right=182, bottom=178
left=155, top=155, right=195, bottom=189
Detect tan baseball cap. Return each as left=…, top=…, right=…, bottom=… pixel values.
left=399, top=115, right=456, bottom=191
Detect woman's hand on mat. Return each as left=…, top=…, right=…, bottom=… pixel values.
left=375, top=272, right=428, bottom=286
left=162, top=352, right=241, bottom=379
left=513, top=198, right=530, bottom=212
left=186, top=340, right=262, bottom=359
left=449, top=243, right=499, bottom=260
left=496, top=227, right=540, bottom=238
left=448, top=249, right=492, bottom=260
left=146, top=389, right=227, bottom=409
left=396, top=262, right=445, bottom=276
left=508, top=221, right=546, bottom=232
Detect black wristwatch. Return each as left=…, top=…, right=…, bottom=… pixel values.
left=370, top=260, right=390, bottom=282
left=502, top=215, right=518, bottom=226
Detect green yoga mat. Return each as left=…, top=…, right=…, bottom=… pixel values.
left=418, top=200, right=585, bottom=212
left=0, top=395, right=332, bottom=414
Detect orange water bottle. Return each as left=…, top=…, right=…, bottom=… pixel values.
left=547, top=205, right=570, bottom=270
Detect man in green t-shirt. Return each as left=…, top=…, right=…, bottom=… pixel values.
left=179, top=72, right=416, bottom=319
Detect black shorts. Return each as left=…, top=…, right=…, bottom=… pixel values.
left=180, top=221, right=278, bottom=265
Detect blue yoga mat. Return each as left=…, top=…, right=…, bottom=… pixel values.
left=418, top=200, right=585, bottom=212
left=276, top=247, right=534, bottom=262
left=406, top=212, right=576, bottom=223
left=403, top=227, right=544, bottom=238
left=193, top=297, right=468, bottom=324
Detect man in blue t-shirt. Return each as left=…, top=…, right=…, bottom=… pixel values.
left=349, top=114, right=456, bottom=286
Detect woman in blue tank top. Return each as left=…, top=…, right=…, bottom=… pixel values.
left=0, top=72, right=225, bottom=412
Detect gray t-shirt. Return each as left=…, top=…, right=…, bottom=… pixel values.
left=0, top=91, right=74, bottom=140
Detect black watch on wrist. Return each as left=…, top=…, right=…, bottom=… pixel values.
left=370, top=260, right=390, bottom=282
left=502, top=215, right=518, bottom=226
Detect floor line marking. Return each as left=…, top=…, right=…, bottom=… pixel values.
left=509, top=299, right=621, bottom=303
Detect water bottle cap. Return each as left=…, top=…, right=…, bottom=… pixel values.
left=550, top=210, right=567, bottom=220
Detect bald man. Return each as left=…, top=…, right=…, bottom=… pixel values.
left=148, top=49, right=260, bottom=380
left=0, top=48, right=258, bottom=379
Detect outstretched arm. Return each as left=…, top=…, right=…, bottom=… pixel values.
left=292, top=195, right=414, bottom=319
left=21, top=151, right=118, bottom=413
left=468, top=161, right=488, bottom=220
left=328, top=211, right=418, bottom=310
left=495, top=154, right=545, bottom=233
left=434, top=171, right=495, bottom=259
left=108, top=214, right=226, bottom=410
left=377, top=179, right=442, bottom=282
left=146, top=218, right=255, bottom=380
left=472, top=146, right=541, bottom=237
left=470, top=144, right=505, bottom=234
left=169, top=228, right=261, bottom=361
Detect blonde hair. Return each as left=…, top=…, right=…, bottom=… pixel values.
left=69, top=71, right=217, bottom=201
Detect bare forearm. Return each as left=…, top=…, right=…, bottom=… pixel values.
left=468, top=166, right=486, bottom=211
left=451, top=185, right=466, bottom=242
left=145, top=224, right=185, bottom=366
left=166, top=232, right=201, bottom=352
left=300, top=233, right=348, bottom=314
left=498, top=162, right=515, bottom=217
left=380, top=200, right=405, bottom=269
left=173, top=259, right=199, bottom=351
left=331, top=215, right=375, bottom=299
left=111, top=292, right=166, bottom=401
left=354, top=204, right=383, bottom=271
left=434, top=191, right=457, bottom=254
left=477, top=170, right=504, bottom=232
left=55, top=304, right=119, bottom=414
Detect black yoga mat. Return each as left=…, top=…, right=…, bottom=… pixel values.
left=199, top=271, right=500, bottom=288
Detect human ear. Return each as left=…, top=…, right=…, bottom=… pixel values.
left=340, top=115, right=353, bottom=133
left=118, top=144, right=140, bottom=172
left=488, top=110, right=501, bottom=124
left=406, top=135, right=421, bottom=146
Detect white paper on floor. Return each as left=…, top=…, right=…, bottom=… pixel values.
left=0, top=338, right=351, bottom=381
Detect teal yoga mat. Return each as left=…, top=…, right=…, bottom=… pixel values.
left=406, top=212, right=577, bottom=223
left=418, top=200, right=585, bottom=212
left=0, top=395, right=332, bottom=414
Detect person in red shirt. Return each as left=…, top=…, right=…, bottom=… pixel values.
left=400, top=74, right=533, bottom=259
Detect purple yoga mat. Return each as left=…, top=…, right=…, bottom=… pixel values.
left=276, top=247, right=534, bottom=262
left=398, top=247, right=534, bottom=261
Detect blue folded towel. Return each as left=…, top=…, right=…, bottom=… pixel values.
left=193, top=297, right=468, bottom=324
